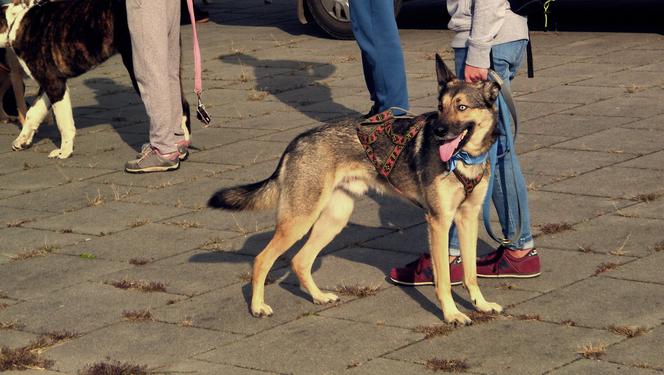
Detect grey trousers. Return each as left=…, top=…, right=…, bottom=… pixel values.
left=126, top=0, right=183, bottom=154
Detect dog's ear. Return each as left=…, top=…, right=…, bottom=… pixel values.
left=482, top=81, right=501, bottom=105
left=435, top=53, right=455, bottom=87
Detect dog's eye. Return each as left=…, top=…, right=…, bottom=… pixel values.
left=457, top=104, right=467, bottom=111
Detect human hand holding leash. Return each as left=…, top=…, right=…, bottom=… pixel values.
left=464, top=64, right=488, bottom=83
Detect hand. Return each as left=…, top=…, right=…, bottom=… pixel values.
left=464, top=64, right=488, bottom=83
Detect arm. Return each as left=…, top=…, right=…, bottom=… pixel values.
left=464, top=0, right=507, bottom=82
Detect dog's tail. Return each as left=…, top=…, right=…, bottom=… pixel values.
left=208, top=176, right=279, bottom=211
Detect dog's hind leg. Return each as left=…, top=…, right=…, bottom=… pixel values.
left=11, top=91, right=50, bottom=151
left=291, top=188, right=354, bottom=305
left=456, top=186, right=502, bottom=314
left=48, top=84, right=75, bottom=159
left=251, top=216, right=315, bottom=317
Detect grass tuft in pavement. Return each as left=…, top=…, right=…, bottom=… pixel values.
left=122, top=310, right=153, bottom=322
left=608, top=325, right=647, bottom=338
left=594, top=262, right=619, bottom=275
left=577, top=342, right=606, bottom=359
left=335, top=284, right=380, bottom=298
left=106, top=279, right=166, bottom=293
left=414, top=324, right=454, bottom=339
left=128, top=258, right=150, bottom=266
left=0, top=345, right=54, bottom=371
left=78, top=360, right=151, bottom=375
left=536, top=222, right=574, bottom=236
left=425, top=358, right=469, bottom=372
left=11, top=244, right=60, bottom=261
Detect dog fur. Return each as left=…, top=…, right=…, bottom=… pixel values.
left=208, top=55, right=504, bottom=325
left=1, top=0, right=190, bottom=159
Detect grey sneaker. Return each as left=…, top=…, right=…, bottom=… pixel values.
left=125, top=147, right=179, bottom=173
left=137, top=141, right=189, bottom=161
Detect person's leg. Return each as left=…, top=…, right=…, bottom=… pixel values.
left=350, top=0, right=408, bottom=113
left=126, top=0, right=181, bottom=155
left=167, top=1, right=184, bottom=145
left=486, top=40, right=535, bottom=253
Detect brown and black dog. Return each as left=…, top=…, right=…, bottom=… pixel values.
left=208, top=55, right=504, bottom=325
left=1, top=0, right=190, bottom=159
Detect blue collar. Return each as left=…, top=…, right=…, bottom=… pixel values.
left=448, top=150, right=488, bottom=172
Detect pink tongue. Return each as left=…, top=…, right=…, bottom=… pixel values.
left=439, top=135, right=463, bottom=162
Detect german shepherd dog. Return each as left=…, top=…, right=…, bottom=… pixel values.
left=209, top=55, right=503, bottom=325
left=0, top=0, right=190, bottom=159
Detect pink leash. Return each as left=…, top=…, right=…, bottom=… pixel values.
left=185, top=0, right=211, bottom=125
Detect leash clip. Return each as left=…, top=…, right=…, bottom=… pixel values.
left=196, top=93, right=211, bottom=126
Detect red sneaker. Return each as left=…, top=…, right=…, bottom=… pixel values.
left=389, top=254, right=463, bottom=286
left=477, top=246, right=541, bottom=278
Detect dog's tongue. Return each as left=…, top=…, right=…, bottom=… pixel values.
left=439, top=135, right=463, bottom=162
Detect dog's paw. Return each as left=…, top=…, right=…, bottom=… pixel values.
left=313, top=292, right=340, bottom=305
left=444, top=311, right=472, bottom=326
left=48, top=148, right=73, bottom=159
left=11, top=133, right=34, bottom=151
left=251, top=303, right=274, bottom=318
left=475, top=301, right=503, bottom=314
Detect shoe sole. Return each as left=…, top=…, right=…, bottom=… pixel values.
left=179, top=151, right=189, bottom=161
left=125, top=163, right=180, bottom=174
left=389, top=277, right=462, bottom=286
left=478, top=272, right=541, bottom=279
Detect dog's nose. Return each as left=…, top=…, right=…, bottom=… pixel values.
left=433, top=126, right=446, bottom=138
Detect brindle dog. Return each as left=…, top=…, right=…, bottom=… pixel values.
left=208, top=55, right=504, bottom=325
left=1, top=0, right=190, bottom=159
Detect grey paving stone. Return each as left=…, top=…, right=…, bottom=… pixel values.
left=196, top=316, right=420, bottom=375
left=580, top=48, right=664, bottom=66
left=622, top=113, right=664, bottom=130
left=320, top=283, right=538, bottom=329
left=542, top=167, right=664, bottom=200
left=515, top=101, right=580, bottom=122
left=534, top=62, right=631, bottom=79
left=45, top=321, right=241, bottom=374
left=562, top=95, right=664, bottom=119
left=606, top=251, right=664, bottom=285
left=0, top=228, right=90, bottom=263
left=155, top=283, right=335, bottom=336
left=514, top=133, right=569, bottom=154
left=0, top=181, right=146, bottom=214
left=89, top=162, right=229, bottom=188
left=344, top=358, right=430, bottom=375
left=573, top=70, right=664, bottom=89
left=0, top=206, right=54, bottom=225
left=0, top=282, right=174, bottom=334
left=127, top=176, right=229, bottom=210
left=0, top=329, right=38, bottom=348
left=519, top=148, right=632, bottom=177
left=349, top=195, right=426, bottom=229
left=517, top=85, right=627, bottom=105
left=606, top=325, right=664, bottom=370
left=510, top=277, right=664, bottom=329
left=0, top=254, right=128, bottom=300
left=535, top=214, right=663, bottom=257
left=184, top=126, right=275, bottom=152
left=278, top=247, right=418, bottom=291
left=0, top=166, right=115, bottom=192
left=616, top=150, right=664, bottom=171
left=549, top=359, right=660, bottom=374
left=26, top=201, right=192, bottom=236
left=1, top=370, right=63, bottom=375
left=0, top=188, right=22, bottom=200
left=386, top=320, right=621, bottom=375
left=164, top=206, right=276, bottom=234
left=193, top=139, right=286, bottom=166
left=614, top=198, right=664, bottom=220
left=553, top=128, right=664, bottom=155
left=57, top=223, right=237, bottom=263
left=527, top=191, right=631, bottom=232
left=520, top=113, right=638, bottom=137
left=161, top=359, right=276, bottom=375
left=99, top=251, right=253, bottom=297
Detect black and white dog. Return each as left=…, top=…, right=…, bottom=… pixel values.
left=1, top=0, right=190, bottom=159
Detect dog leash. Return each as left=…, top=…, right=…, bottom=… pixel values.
left=482, top=69, right=527, bottom=247
left=185, top=0, right=211, bottom=126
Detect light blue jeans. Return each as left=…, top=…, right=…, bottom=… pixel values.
left=448, top=39, right=535, bottom=255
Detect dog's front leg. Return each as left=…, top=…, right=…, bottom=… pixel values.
left=456, top=201, right=502, bottom=314
left=427, top=212, right=471, bottom=326
left=12, top=92, right=50, bottom=151
left=48, top=86, right=76, bottom=159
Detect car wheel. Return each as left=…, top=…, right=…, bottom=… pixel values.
left=306, top=0, right=403, bottom=40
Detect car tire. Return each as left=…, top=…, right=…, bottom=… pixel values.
left=306, top=0, right=403, bottom=40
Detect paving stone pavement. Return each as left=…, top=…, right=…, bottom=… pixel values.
left=1, top=1, right=663, bottom=374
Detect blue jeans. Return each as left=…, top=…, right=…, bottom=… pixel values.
left=349, top=0, right=409, bottom=113
left=448, top=40, right=535, bottom=255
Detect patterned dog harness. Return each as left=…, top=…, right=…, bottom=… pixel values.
left=356, top=109, right=426, bottom=179
left=452, top=166, right=486, bottom=196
